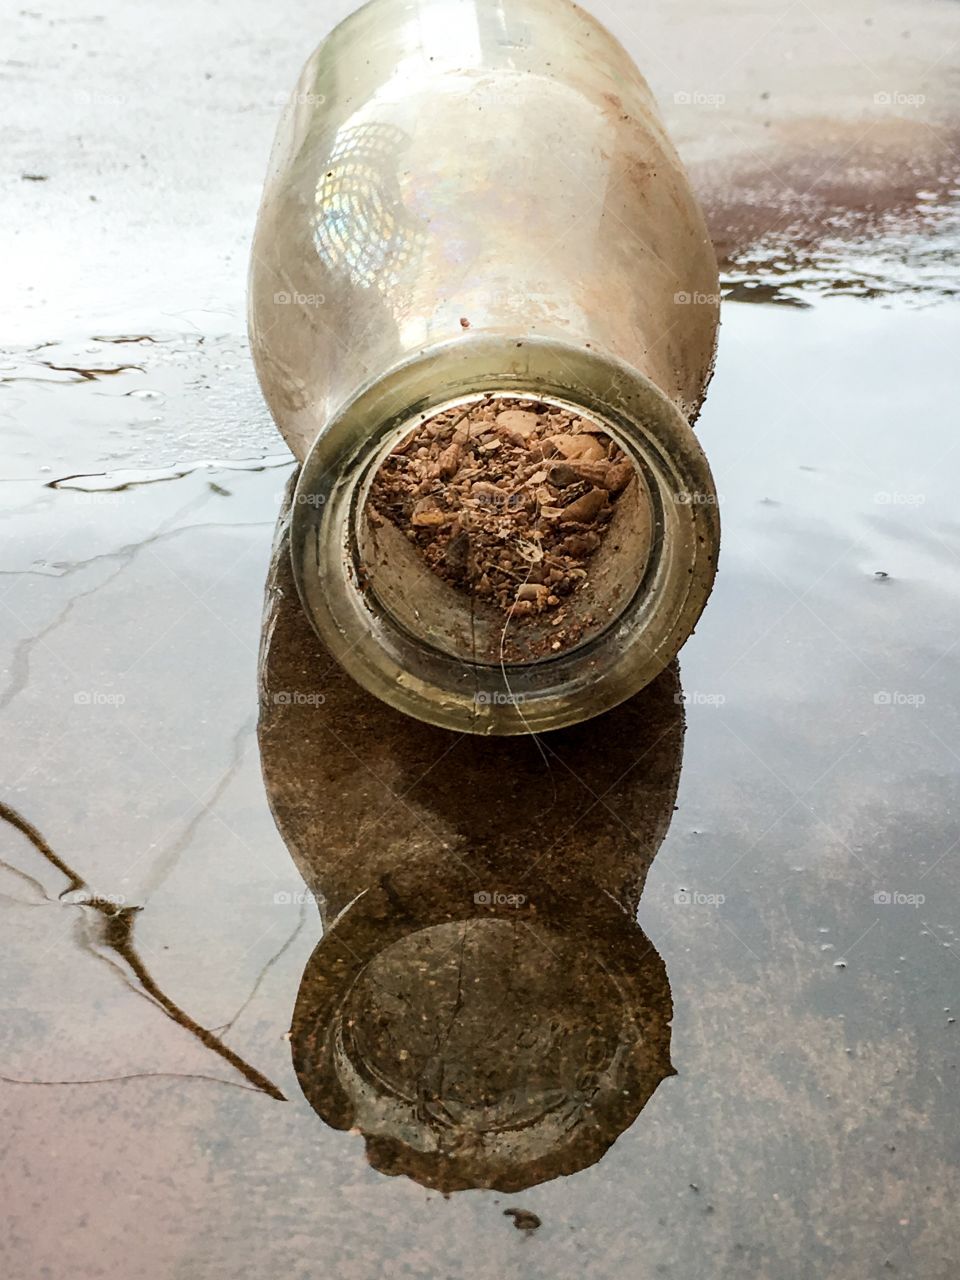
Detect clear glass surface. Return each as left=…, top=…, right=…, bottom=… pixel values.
left=249, top=0, right=720, bottom=733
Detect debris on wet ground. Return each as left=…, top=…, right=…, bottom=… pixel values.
left=0, top=332, right=277, bottom=481
left=38, top=361, right=145, bottom=381
left=366, top=396, right=636, bottom=630
left=0, top=799, right=286, bottom=1100
left=503, top=1208, right=542, bottom=1232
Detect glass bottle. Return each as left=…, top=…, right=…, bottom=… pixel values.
left=249, top=0, right=720, bottom=734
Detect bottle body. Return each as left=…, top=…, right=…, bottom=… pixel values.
left=249, top=0, right=720, bottom=734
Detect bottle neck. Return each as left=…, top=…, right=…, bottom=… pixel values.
left=289, top=334, right=718, bottom=734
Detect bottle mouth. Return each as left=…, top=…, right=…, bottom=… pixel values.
left=289, top=335, right=718, bottom=735
left=358, top=391, right=658, bottom=667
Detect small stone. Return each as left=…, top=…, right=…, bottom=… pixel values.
left=516, top=583, right=550, bottom=607
left=561, top=532, right=601, bottom=556
left=503, top=1208, right=541, bottom=1232
left=551, top=433, right=606, bottom=462
left=560, top=488, right=608, bottom=523
left=495, top=409, right=540, bottom=444
left=604, top=461, right=635, bottom=493
left=437, top=441, right=462, bottom=479
left=547, top=462, right=581, bottom=488
left=411, top=499, right=449, bottom=528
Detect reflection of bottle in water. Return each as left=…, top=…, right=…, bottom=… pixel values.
left=250, top=0, right=720, bottom=735
left=258, top=514, right=685, bottom=1191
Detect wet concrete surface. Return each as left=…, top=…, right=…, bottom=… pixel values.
left=3, top=0, right=960, bottom=1277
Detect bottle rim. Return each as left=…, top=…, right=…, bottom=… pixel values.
left=289, top=333, right=718, bottom=735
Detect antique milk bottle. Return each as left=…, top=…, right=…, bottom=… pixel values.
left=250, top=0, right=719, bottom=734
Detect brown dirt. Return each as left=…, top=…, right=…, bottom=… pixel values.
left=365, top=396, right=636, bottom=635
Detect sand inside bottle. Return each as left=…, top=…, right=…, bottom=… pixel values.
left=360, top=395, right=656, bottom=665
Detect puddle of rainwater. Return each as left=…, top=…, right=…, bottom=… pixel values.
left=2, top=241, right=960, bottom=1278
